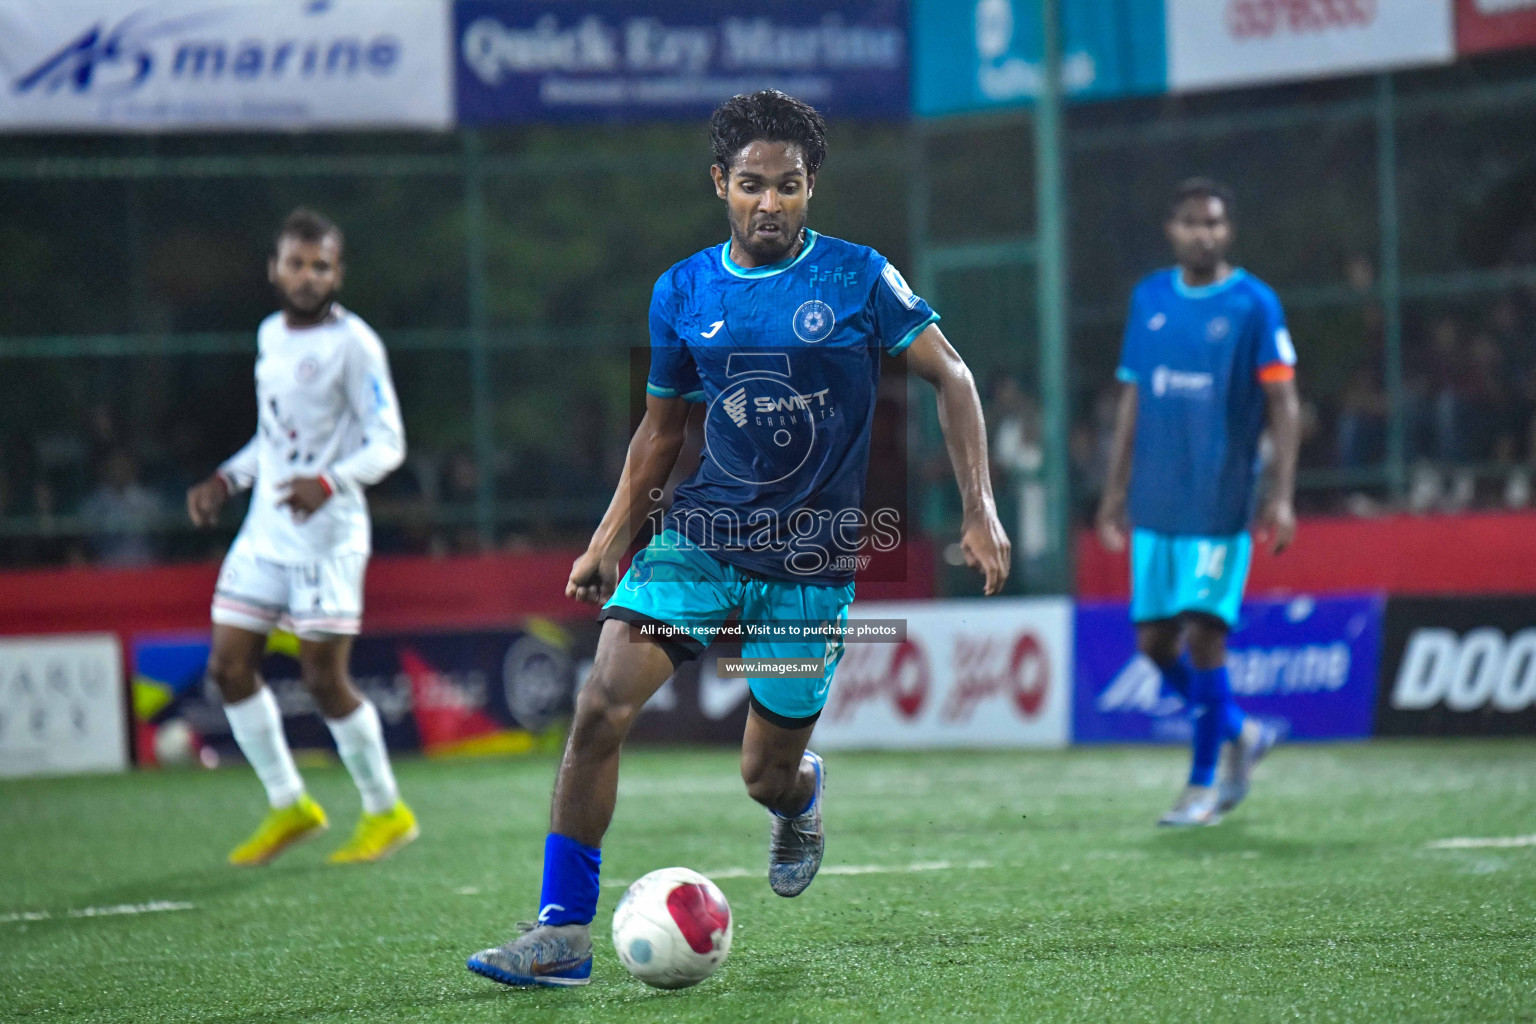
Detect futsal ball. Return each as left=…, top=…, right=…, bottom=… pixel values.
left=152, top=718, right=196, bottom=766
left=612, top=867, right=732, bottom=989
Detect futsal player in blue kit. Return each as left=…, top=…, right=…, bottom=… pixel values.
left=467, top=90, right=1012, bottom=987
left=1096, top=179, right=1302, bottom=828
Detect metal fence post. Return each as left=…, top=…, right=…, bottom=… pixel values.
left=1378, top=73, right=1407, bottom=501
left=462, top=131, right=497, bottom=547
left=1035, top=0, right=1072, bottom=592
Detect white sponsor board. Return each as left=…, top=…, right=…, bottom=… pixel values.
left=0, top=634, right=128, bottom=777
left=1166, top=0, right=1454, bottom=93
left=813, top=598, right=1072, bottom=750
left=0, top=1, right=452, bottom=131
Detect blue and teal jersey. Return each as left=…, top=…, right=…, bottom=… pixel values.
left=647, top=229, right=939, bottom=585
left=1116, top=268, right=1296, bottom=537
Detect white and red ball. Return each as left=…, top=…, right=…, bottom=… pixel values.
left=612, top=867, right=732, bottom=989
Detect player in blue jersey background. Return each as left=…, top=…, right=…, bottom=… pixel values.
left=468, top=90, right=1011, bottom=989
left=1095, top=178, right=1302, bottom=828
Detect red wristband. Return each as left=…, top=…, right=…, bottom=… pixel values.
left=318, top=474, right=335, bottom=497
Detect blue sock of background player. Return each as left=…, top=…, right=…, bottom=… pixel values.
left=1154, top=653, right=1232, bottom=785
left=1156, top=652, right=1194, bottom=703
left=1189, top=664, right=1245, bottom=786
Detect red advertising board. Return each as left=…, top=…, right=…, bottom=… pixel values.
left=1458, top=0, right=1536, bottom=54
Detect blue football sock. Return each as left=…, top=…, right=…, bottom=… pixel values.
left=1155, top=653, right=1194, bottom=702
left=538, top=833, right=601, bottom=927
left=1188, top=665, right=1243, bottom=787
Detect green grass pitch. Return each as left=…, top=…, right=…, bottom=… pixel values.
left=3, top=741, right=1533, bottom=1023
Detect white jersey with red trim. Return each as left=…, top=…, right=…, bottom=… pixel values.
left=218, top=306, right=405, bottom=563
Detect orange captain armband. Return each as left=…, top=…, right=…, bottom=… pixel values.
left=1257, top=362, right=1295, bottom=383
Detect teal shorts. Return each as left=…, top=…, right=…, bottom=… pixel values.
left=1130, top=529, right=1252, bottom=628
left=600, top=530, right=855, bottom=725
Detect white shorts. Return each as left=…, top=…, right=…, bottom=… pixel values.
left=211, top=539, right=366, bottom=640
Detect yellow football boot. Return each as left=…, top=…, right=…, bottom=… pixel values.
left=327, top=801, right=420, bottom=864
left=227, top=794, right=328, bottom=866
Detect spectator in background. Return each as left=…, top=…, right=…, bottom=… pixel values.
left=435, top=449, right=485, bottom=556
left=1512, top=363, right=1536, bottom=508
left=1069, top=380, right=1120, bottom=522
left=1407, top=317, right=1478, bottom=512
left=1069, top=419, right=1102, bottom=523
left=78, top=446, right=163, bottom=566
left=1468, top=333, right=1511, bottom=462
left=1336, top=364, right=1388, bottom=470
left=987, top=375, right=1048, bottom=586
left=1489, top=295, right=1530, bottom=360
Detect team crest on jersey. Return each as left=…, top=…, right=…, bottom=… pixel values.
left=1148, top=312, right=1166, bottom=331
left=792, top=300, right=836, bottom=343
left=1206, top=317, right=1231, bottom=341
left=295, top=356, right=320, bottom=383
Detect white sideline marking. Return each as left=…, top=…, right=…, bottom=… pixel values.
left=602, top=859, right=992, bottom=889
left=1426, top=835, right=1536, bottom=850
left=0, top=900, right=193, bottom=925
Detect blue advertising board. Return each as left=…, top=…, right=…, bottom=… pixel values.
left=1073, top=595, right=1383, bottom=743
left=455, top=0, right=910, bottom=124
left=913, top=0, right=1166, bottom=116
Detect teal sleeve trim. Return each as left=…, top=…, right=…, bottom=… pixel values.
left=1115, top=366, right=1138, bottom=383
left=888, top=312, right=940, bottom=355
left=647, top=382, right=705, bottom=402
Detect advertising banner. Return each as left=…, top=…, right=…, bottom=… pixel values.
left=630, top=641, right=751, bottom=745
left=0, top=1, right=452, bottom=131
left=1166, top=0, right=1454, bottom=93
left=1457, top=0, right=1536, bottom=55
left=1377, top=597, right=1536, bottom=736
left=132, top=625, right=579, bottom=761
left=810, top=598, right=1072, bottom=749
left=454, top=0, right=909, bottom=124
left=0, top=634, right=128, bottom=777
left=914, top=0, right=1167, bottom=116
left=1073, top=595, right=1382, bottom=743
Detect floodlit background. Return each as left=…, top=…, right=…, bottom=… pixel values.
left=1, top=3, right=1534, bottom=1020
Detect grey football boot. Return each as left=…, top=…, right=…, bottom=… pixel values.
left=467, top=921, right=593, bottom=987
left=769, top=751, right=825, bottom=897
left=1217, top=717, right=1280, bottom=814
left=1158, top=784, right=1223, bottom=827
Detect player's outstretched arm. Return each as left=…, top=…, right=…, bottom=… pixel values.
left=1095, top=383, right=1137, bottom=553
left=1258, top=377, right=1301, bottom=554
left=904, top=324, right=1011, bottom=596
left=568, top=393, right=691, bottom=605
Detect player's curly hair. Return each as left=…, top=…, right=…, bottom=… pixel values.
left=709, top=90, right=828, bottom=176
left=275, top=207, right=343, bottom=254
left=1169, top=177, right=1236, bottom=221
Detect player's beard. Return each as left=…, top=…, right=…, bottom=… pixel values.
left=733, top=211, right=805, bottom=265
left=276, top=282, right=338, bottom=324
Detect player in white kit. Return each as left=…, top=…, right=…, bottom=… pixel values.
left=185, top=209, right=418, bottom=866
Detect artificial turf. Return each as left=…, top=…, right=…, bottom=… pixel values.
left=3, top=741, right=1533, bottom=1023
